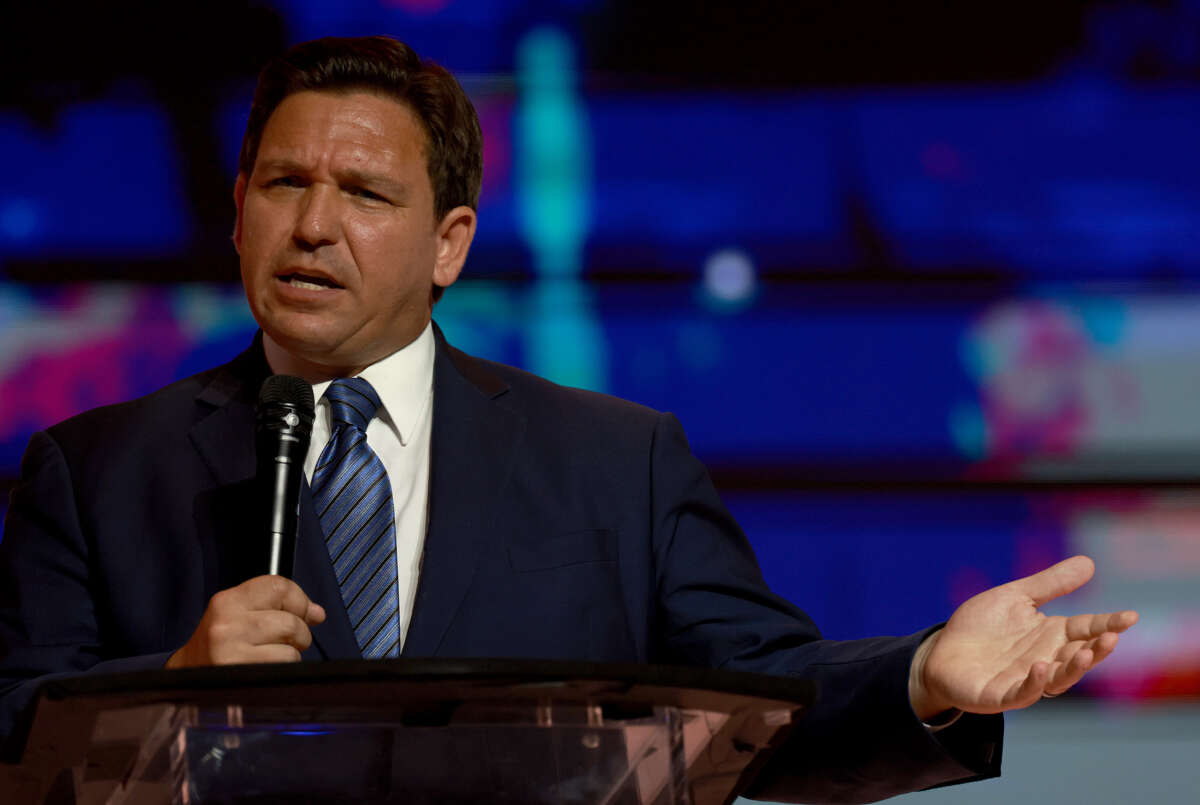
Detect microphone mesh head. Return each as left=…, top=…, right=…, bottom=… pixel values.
left=259, top=374, right=315, bottom=412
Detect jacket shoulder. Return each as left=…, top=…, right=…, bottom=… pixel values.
left=456, top=349, right=666, bottom=431
left=42, top=363, right=229, bottom=459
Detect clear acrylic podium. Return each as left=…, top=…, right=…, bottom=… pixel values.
left=1, top=659, right=814, bottom=805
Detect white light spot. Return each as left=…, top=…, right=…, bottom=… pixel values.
left=703, top=248, right=756, bottom=303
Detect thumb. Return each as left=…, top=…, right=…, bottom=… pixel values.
left=306, top=601, right=327, bottom=624
left=1008, top=555, right=1095, bottom=607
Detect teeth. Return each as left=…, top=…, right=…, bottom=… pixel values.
left=290, top=278, right=329, bottom=290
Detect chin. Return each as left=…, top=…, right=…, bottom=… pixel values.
left=259, top=309, right=342, bottom=350
left=262, top=325, right=344, bottom=364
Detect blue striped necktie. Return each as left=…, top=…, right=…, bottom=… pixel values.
left=312, top=377, right=399, bottom=659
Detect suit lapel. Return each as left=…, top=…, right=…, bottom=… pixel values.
left=402, top=326, right=525, bottom=656
left=189, top=360, right=258, bottom=488
left=294, top=476, right=360, bottom=659
left=187, top=336, right=359, bottom=661
left=188, top=345, right=263, bottom=596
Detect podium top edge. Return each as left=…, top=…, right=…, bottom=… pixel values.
left=38, top=658, right=816, bottom=710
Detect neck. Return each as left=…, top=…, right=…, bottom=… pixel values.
left=262, top=334, right=400, bottom=383
left=261, top=338, right=361, bottom=382
left=260, top=317, right=432, bottom=382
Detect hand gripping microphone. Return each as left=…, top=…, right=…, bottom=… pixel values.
left=256, top=375, right=315, bottom=578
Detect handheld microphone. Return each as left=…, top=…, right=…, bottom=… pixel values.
left=256, top=375, right=315, bottom=578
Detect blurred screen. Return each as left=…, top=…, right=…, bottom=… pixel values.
left=2, top=0, right=1197, bottom=701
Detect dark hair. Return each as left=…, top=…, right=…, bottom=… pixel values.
left=239, top=36, right=483, bottom=222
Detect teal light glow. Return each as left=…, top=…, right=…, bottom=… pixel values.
left=514, top=26, right=607, bottom=392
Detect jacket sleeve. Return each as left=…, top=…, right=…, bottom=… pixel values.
left=649, top=412, right=1002, bottom=803
left=0, top=431, right=173, bottom=763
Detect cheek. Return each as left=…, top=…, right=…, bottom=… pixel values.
left=344, top=213, right=406, bottom=249
left=242, top=199, right=289, bottom=255
left=346, top=220, right=431, bottom=275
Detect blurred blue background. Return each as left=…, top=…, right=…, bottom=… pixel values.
left=2, top=3, right=1200, bottom=798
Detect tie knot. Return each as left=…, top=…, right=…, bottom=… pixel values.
left=324, top=377, right=382, bottom=432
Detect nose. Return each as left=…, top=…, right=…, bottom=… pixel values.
left=291, top=184, right=342, bottom=251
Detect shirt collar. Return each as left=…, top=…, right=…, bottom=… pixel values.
left=310, top=321, right=435, bottom=446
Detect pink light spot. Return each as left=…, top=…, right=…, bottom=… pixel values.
left=0, top=290, right=189, bottom=439
left=477, top=99, right=511, bottom=203
left=379, top=0, right=455, bottom=15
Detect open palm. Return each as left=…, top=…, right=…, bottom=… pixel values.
left=910, top=556, right=1138, bottom=719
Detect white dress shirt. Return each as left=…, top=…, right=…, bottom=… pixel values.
left=303, top=322, right=435, bottom=653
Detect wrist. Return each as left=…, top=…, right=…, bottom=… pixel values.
left=908, top=630, right=953, bottom=722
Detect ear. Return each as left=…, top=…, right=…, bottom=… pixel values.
left=232, top=173, right=248, bottom=253
left=432, top=205, right=477, bottom=290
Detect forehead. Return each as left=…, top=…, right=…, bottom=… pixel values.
left=256, top=90, right=428, bottom=173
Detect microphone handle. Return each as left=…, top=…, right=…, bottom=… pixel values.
left=266, top=443, right=301, bottom=577
left=257, top=403, right=312, bottom=579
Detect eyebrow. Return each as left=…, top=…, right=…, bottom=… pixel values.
left=255, top=158, right=311, bottom=177
left=256, top=159, right=411, bottom=200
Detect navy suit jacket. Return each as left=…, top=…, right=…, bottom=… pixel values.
left=0, top=327, right=1000, bottom=802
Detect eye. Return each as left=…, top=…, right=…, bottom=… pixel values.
left=266, top=175, right=304, bottom=188
left=348, top=186, right=388, bottom=202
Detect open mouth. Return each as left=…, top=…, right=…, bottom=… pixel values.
left=279, top=272, right=343, bottom=291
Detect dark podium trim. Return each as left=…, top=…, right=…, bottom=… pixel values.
left=37, top=657, right=815, bottom=707
left=6, top=659, right=815, bottom=805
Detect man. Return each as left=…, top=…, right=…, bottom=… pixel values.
left=0, top=36, right=1136, bottom=802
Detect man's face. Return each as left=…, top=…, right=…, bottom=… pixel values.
left=234, top=90, right=475, bottom=378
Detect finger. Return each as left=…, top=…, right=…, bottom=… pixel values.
left=1004, top=659, right=1050, bottom=709
left=239, top=575, right=316, bottom=619
left=244, top=644, right=304, bottom=664
left=307, top=602, right=327, bottom=625
left=1045, top=646, right=1094, bottom=695
left=1085, top=632, right=1120, bottom=669
left=212, top=640, right=305, bottom=665
left=1008, top=555, right=1095, bottom=607
left=248, top=611, right=313, bottom=651
left=1064, top=610, right=1139, bottom=641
